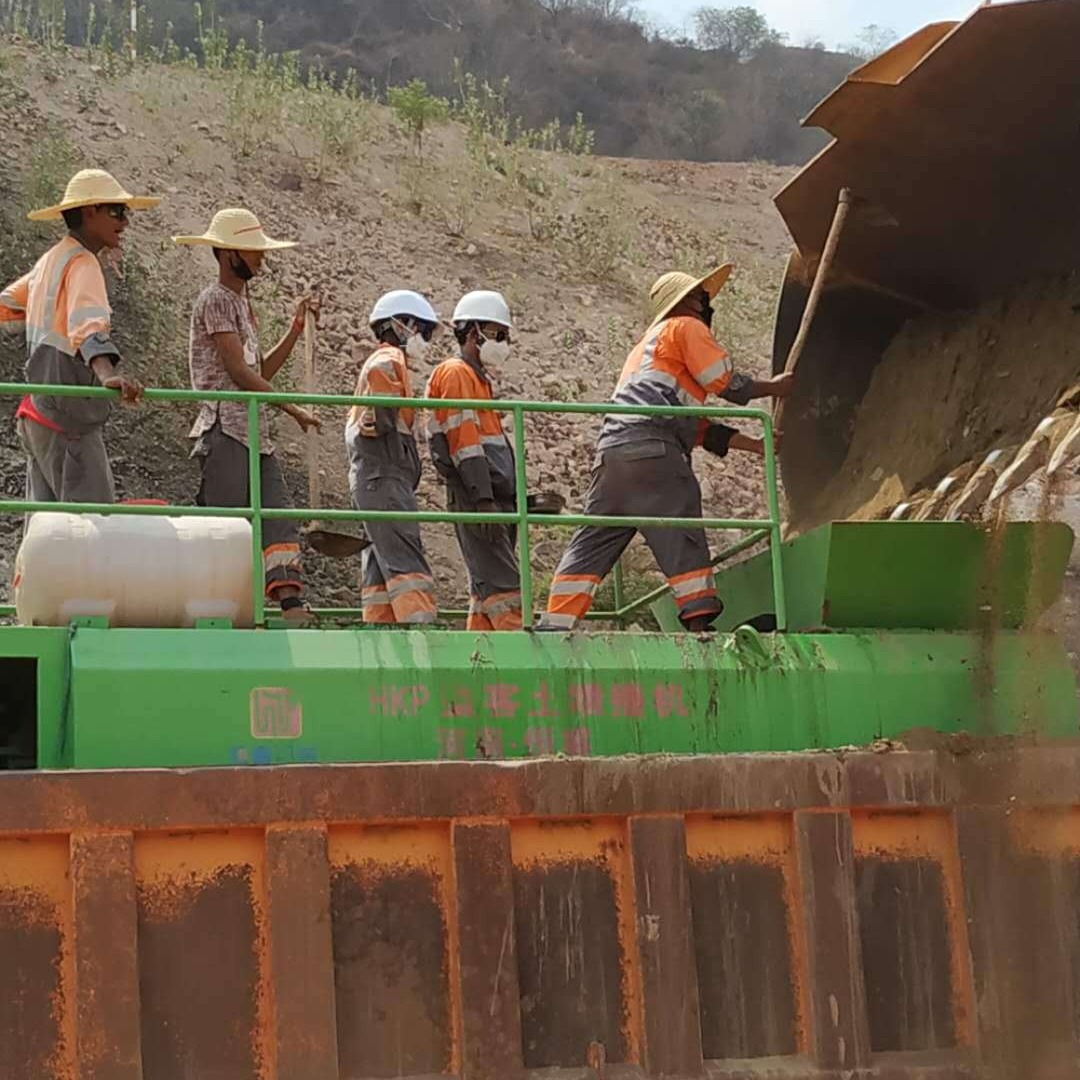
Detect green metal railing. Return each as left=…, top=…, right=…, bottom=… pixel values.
left=0, top=382, right=786, bottom=630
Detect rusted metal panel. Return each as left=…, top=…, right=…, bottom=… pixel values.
left=629, top=816, right=704, bottom=1076
left=793, top=811, right=871, bottom=1070
left=135, top=831, right=267, bottom=1080
left=687, top=814, right=801, bottom=1061
left=0, top=749, right=1079, bottom=1078
left=0, top=835, right=72, bottom=1080
left=451, top=821, right=525, bottom=1080
left=511, top=819, right=635, bottom=1069
left=956, top=806, right=1080, bottom=1076
left=329, top=824, right=454, bottom=1078
left=71, top=831, right=142, bottom=1080
left=265, top=825, right=338, bottom=1080
left=852, top=812, right=974, bottom=1054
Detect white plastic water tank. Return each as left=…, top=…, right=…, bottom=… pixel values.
left=13, top=511, right=255, bottom=628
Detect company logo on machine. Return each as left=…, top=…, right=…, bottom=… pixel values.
left=249, top=687, right=303, bottom=739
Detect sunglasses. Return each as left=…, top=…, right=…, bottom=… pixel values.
left=482, top=327, right=510, bottom=344
left=98, top=203, right=129, bottom=222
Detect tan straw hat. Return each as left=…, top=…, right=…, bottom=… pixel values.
left=28, top=168, right=161, bottom=222
left=172, top=208, right=297, bottom=251
left=648, top=263, right=734, bottom=328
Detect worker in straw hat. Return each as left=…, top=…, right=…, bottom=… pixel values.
left=346, top=290, right=440, bottom=626
left=0, top=168, right=156, bottom=503
left=537, top=265, right=793, bottom=632
left=426, top=290, right=522, bottom=631
left=174, top=208, right=320, bottom=622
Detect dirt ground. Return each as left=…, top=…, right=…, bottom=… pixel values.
left=0, top=40, right=796, bottom=609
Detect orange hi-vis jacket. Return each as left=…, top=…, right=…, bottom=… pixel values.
left=345, top=344, right=422, bottom=486
left=598, top=315, right=735, bottom=453
left=0, top=236, right=120, bottom=434
left=426, top=357, right=515, bottom=504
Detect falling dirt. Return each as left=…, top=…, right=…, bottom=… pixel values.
left=972, top=505, right=1009, bottom=734
left=806, top=274, right=1080, bottom=526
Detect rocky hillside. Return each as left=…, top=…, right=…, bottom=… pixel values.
left=12, top=0, right=857, bottom=165
left=0, top=38, right=796, bottom=611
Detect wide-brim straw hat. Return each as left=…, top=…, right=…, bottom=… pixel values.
left=28, top=168, right=161, bottom=222
left=173, top=208, right=297, bottom=251
left=648, top=264, right=734, bottom=328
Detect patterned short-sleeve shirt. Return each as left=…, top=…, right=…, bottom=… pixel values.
left=188, top=282, right=272, bottom=453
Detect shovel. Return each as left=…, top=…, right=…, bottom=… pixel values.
left=527, top=491, right=567, bottom=514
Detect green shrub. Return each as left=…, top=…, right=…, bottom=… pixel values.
left=388, top=78, right=449, bottom=158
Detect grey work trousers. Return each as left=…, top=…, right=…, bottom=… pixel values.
left=18, top=416, right=114, bottom=504
left=194, top=424, right=302, bottom=597
left=538, top=440, right=722, bottom=629
left=448, top=485, right=521, bottom=630
left=351, top=473, right=437, bottom=624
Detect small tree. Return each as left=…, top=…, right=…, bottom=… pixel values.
left=389, top=79, right=449, bottom=158
left=575, top=0, right=637, bottom=20
left=692, top=5, right=785, bottom=61
left=842, top=23, right=898, bottom=62
left=680, top=87, right=726, bottom=160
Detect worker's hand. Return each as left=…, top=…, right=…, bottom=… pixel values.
left=293, top=294, right=321, bottom=331
left=288, top=405, right=322, bottom=433
left=474, top=498, right=502, bottom=542
left=730, top=431, right=782, bottom=457
left=102, top=374, right=144, bottom=404
left=768, top=372, right=795, bottom=398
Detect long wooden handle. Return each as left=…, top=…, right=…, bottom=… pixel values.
left=303, top=317, right=319, bottom=510
left=774, top=187, right=853, bottom=433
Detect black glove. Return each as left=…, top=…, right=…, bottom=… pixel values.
left=702, top=423, right=737, bottom=458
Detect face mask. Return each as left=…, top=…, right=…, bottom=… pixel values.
left=405, top=333, right=430, bottom=362
left=230, top=252, right=255, bottom=282
left=392, top=318, right=430, bottom=361
left=479, top=334, right=511, bottom=368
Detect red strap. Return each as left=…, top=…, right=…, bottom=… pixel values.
left=15, top=395, right=66, bottom=434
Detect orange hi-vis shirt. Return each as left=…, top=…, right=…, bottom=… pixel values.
left=597, top=315, right=734, bottom=453
left=1, top=236, right=119, bottom=433
left=345, top=344, right=422, bottom=485
left=426, top=358, right=515, bottom=504
left=347, top=344, right=415, bottom=436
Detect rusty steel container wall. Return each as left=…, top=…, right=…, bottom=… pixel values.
left=1, top=750, right=1080, bottom=1079
left=771, top=0, right=1080, bottom=524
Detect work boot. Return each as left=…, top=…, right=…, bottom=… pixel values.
left=683, top=602, right=724, bottom=633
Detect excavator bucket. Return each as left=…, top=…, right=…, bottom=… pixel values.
left=773, top=0, right=1080, bottom=530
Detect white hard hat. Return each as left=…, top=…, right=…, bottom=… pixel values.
left=452, top=290, right=513, bottom=329
left=369, top=289, right=439, bottom=327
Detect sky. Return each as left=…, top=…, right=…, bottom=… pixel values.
left=640, top=0, right=976, bottom=49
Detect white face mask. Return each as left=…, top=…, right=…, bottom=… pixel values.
left=405, top=333, right=430, bottom=362
left=479, top=334, right=510, bottom=368
left=393, top=318, right=430, bottom=362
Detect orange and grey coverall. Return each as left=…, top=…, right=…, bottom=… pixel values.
left=537, top=315, right=752, bottom=630
left=1, top=236, right=122, bottom=503
left=426, top=357, right=521, bottom=630
left=346, top=344, right=437, bottom=625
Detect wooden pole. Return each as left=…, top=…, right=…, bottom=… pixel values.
left=303, top=316, right=319, bottom=510
left=774, top=187, right=853, bottom=433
